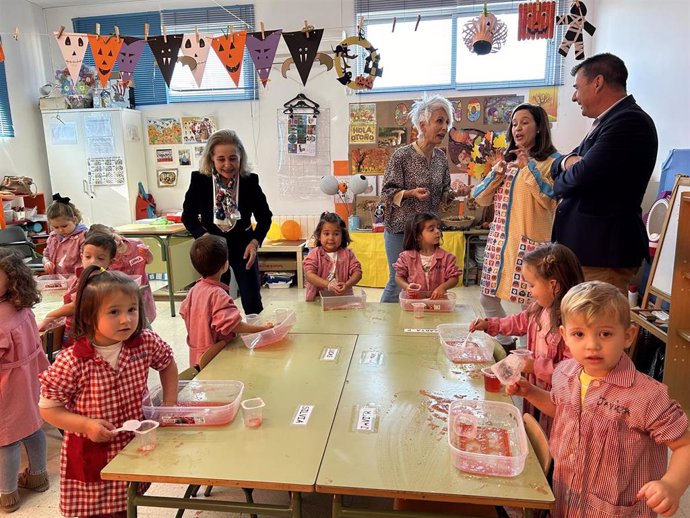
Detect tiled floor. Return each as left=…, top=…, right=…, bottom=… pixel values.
left=10, top=285, right=690, bottom=517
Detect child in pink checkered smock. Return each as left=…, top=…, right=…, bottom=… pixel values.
left=42, top=194, right=88, bottom=276
left=38, top=266, right=178, bottom=518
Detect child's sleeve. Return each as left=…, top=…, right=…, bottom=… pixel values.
left=210, top=292, right=242, bottom=337
left=42, top=234, right=56, bottom=264
left=141, top=329, right=174, bottom=371
left=347, top=249, right=362, bottom=276
left=442, top=252, right=461, bottom=280
left=393, top=252, right=409, bottom=278
left=303, top=248, right=319, bottom=274
left=644, top=385, right=690, bottom=445
left=39, top=353, right=80, bottom=406
left=0, top=329, right=9, bottom=361
left=486, top=310, right=530, bottom=337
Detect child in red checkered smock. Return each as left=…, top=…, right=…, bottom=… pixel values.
left=508, top=282, right=690, bottom=518
left=38, top=266, right=178, bottom=518
left=0, top=250, right=50, bottom=513
left=470, top=243, right=584, bottom=435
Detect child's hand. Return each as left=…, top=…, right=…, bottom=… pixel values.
left=261, top=322, right=275, bottom=330
left=505, top=378, right=532, bottom=397
left=44, top=261, right=55, bottom=274
left=430, top=287, right=446, bottom=300
left=328, top=281, right=346, bottom=294
left=38, top=317, right=56, bottom=332
left=86, top=419, right=115, bottom=442
left=469, top=318, right=489, bottom=332
left=637, top=480, right=682, bottom=516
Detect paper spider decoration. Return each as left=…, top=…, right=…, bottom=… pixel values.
left=462, top=6, right=508, bottom=55
left=556, top=0, right=596, bottom=60
left=518, top=1, right=556, bottom=41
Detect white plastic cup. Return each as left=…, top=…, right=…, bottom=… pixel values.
left=411, top=302, right=425, bottom=319
left=509, top=349, right=533, bottom=359
left=275, top=308, right=288, bottom=322
left=241, top=397, right=265, bottom=428
left=134, top=420, right=160, bottom=453
left=245, top=314, right=259, bottom=324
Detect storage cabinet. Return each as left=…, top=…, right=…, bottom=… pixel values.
left=41, top=108, right=148, bottom=227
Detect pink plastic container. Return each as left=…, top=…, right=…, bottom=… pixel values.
left=35, top=274, right=72, bottom=291
left=399, top=290, right=456, bottom=312
left=437, top=324, right=494, bottom=363
left=240, top=309, right=296, bottom=349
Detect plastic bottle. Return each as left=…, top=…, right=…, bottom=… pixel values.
left=628, top=284, right=639, bottom=308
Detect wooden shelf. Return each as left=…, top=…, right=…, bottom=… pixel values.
left=678, top=329, right=690, bottom=342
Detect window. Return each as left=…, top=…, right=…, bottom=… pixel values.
left=355, top=0, right=565, bottom=93
left=73, top=4, right=256, bottom=105
left=0, top=62, right=14, bottom=138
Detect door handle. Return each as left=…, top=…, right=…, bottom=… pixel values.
left=82, top=179, right=89, bottom=195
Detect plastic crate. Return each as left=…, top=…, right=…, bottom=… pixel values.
left=319, top=289, right=366, bottom=311
left=240, top=308, right=297, bottom=349
left=399, top=290, right=456, bottom=312
left=35, top=274, right=72, bottom=291
left=144, top=380, right=244, bottom=427
left=448, top=399, right=528, bottom=477
left=437, top=323, right=494, bottom=363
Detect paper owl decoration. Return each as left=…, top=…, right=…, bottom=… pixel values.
left=462, top=5, right=508, bottom=55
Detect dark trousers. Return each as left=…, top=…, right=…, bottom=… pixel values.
left=222, top=251, right=264, bottom=315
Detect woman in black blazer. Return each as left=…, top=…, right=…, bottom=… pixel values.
left=182, top=130, right=272, bottom=314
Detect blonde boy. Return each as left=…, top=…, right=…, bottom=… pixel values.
left=508, top=281, right=690, bottom=517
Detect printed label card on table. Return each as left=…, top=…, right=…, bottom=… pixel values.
left=320, top=347, right=340, bottom=362
left=351, top=404, right=380, bottom=433
left=360, top=350, right=384, bottom=365
left=292, top=404, right=314, bottom=426
left=404, top=328, right=439, bottom=334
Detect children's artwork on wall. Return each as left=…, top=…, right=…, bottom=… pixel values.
left=349, top=104, right=377, bottom=145
left=157, top=169, right=178, bottom=188
left=194, top=145, right=205, bottom=160
left=453, top=100, right=463, bottom=122
left=181, top=33, right=214, bottom=87
left=281, top=28, right=324, bottom=86
left=181, top=116, right=217, bottom=144
left=529, top=86, right=558, bottom=122
left=394, top=103, right=410, bottom=126
left=147, top=118, right=182, bottom=145
left=287, top=114, right=317, bottom=156
left=462, top=6, right=508, bottom=55
left=333, top=35, right=383, bottom=90
left=484, top=95, right=524, bottom=125
left=117, top=37, right=146, bottom=84
left=556, top=0, right=596, bottom=60
left=87, top=157, right=125, bottom=186
left=246, top=29, right=282, bottom=87
left=350, top=147, right=391, bottom=175
left=212, top=31, right=247, bottom=87
left=466, top=98, right=482, bottom=122
left=87, top=34, right=123, bottom=88
left=377, top=127, right=407, bottom=147
left=156, top=148, right=174, bottom=164
left=178, top=148, right=191, bottom=166
left=518, top=1, right=556, bottom=41
left=448, top=128, right=483, bottom=173
left=147, top=35, right=183, bottom=87
left=54, top=32, right=89, bottom=85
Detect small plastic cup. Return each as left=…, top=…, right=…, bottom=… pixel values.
left=245, top=314, right=260, bottom=324
left=490, top=354, right=526, bottom=386
left=510, top=349, right=533, bottom=359
left=411, top=302, right=425, bottom=319
left=453, top=411, right=478, bottom=440
left=481, top=367, right=501, bottom=393
left=407, top=283, right=422, bottom=299
left=134, top=420, right=160, bottom=453
left=241, top=397, right=265, bottom=428
left=275, top=308, right=288, bottom=323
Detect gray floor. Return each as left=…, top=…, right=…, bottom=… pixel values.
left=11, top=285, right=690, bottom=517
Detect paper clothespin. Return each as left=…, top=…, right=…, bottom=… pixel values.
left=303, top=20, right=310, bottom=38
left=114, top=25, right=120, bottom=40
left=56, top=25, right=65, bottom=39
left=144, top=23, right=149, bottom=41
left=357, top=16, right=364, bottom=36
left=229, top=24, right=234, bottom=37
left=414, top=14, right=421, bottom=31
left=260, top=22, right=265, bottom=40
left=391, top=17, right=396, bottom=33
left=163, top=24, right=167, bottom=43
left=195, top=25, right=199, bottom=42
left=13, top=27, right=19, bottom=41
left=95, top=23, right=100, bottom=39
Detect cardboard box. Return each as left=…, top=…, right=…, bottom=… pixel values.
left=258, top=253, right=297, bottom=272
left=39, top=96, right=69, bottom=111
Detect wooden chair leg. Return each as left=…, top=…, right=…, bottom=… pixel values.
left=242, top=487, right=257, bottom=518
left=203, top=485, right=213, bottom=497
left=175, top=484, right=200, bottom=518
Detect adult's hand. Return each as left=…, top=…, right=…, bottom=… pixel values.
left=564, top=154, right=583, bottom=169
left=243, top=240, right=259, bottom=269
left=516, top=148, right=530, bottom=169
left=410, top=187, right=430, bottom=201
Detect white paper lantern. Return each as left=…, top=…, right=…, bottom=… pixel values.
left=349, top=174, right=369, bottom=195
left=319, top=175, right=340, bottom=195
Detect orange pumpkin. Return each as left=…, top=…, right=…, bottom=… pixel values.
left=88, top=35, right=123, bottom=87
left=211, top=31, right=247, bottom=87
left=518, top=1, right=556, bottom=41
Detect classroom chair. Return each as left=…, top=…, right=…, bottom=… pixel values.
left=0, top=226, right=44, bottom=272
left=40, top=323, right=65, bottom=364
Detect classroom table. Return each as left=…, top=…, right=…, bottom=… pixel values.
left=101, top=333, right=358, bottom=517
left=316, top=334, right=555, bottom=516
left=115, top=223, right=196, bottom=317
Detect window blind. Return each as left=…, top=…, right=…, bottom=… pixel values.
left=0, top=62, right=14, bottom=138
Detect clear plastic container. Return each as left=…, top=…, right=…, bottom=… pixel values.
left=437, top=324, right=494, bottom=363
left=491, top=354, right=526, bottom=385
left=133, top=420, right=160, bottom=452
left=319, top=289, right=366, bottom=311
left=143, top=380, right=244, bottom=427
left=399, top=290, right=456, bottom=312
left=240, top=309, right=296, bottom=349
left=35, top=274, right=72, bottom=291
left=241, top=397, right=265, bottom=428
left=448, top=400, right=528, bottom=477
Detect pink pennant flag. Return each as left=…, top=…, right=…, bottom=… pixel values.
left=55, top=32, right=89, bottom=84
left=181, top=33, right=214, bottom=87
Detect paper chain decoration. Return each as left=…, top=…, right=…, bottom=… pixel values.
left=556, top=0, right=596, bottom=60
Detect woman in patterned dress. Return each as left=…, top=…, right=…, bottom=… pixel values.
left=471, top=104, right=560, bottom=349
left=380, top=95, right=470, bottom=302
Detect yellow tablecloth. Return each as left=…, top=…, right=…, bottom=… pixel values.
left=350, top=231, right=465, bottom=288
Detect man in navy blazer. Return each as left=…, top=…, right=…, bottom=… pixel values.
left=551, top=53, right=658, bottom=292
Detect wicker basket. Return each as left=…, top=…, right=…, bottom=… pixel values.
left=442, top=216, right=474, bottom=230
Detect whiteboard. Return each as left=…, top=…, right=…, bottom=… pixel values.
left=651, top=178, right=690, bottom=297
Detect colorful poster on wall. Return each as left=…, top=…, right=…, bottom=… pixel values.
left=287, top=114, right=317, bottom=156
left=147, top=118, right=182, bottom=145
left=157, top=169, right=178, bottom=188
left=178, top=148, right=191, bottom=166
left=529, top=86, right=558, bottom=122
left=351, top=147, right=391, bottom=175
left=349, top=103, right=377, bottom=144
left=181, top=116, right=217, bottom=144
left=484, top=95, right=524, bottom=125
left=156, top=148, right=174, bottom=164
left=377, top=127, right=407, bottom=147
left=87, top=157, right=125, bottom=186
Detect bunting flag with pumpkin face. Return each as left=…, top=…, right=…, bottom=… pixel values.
left=281, top=28, right=323, bottom=86
left=55, top=32, right=90, bottom=85
left=246, top=29, right=282, bottom=87
left=118, top=37, right=147, bottom=84
left=181, top=33, right=214, bottom=87
left=518, top=1, right=556, bottom=40
left=147, top=34, right=183, bottom=88
left=0, top=39, right=4, bottom=63
left=212, top=31, right=247, bottom=87
left=87, top=34, right=123, bottom=88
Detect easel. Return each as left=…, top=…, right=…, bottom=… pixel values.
left=630, top=175, right=690, bottom=349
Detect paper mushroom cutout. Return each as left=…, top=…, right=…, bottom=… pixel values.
left=462, top=6, right=508, bottom=55
left=320, top=175, right=340, bottom=196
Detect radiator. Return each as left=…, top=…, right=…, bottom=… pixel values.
left=271, top=214, right=322, bottom=239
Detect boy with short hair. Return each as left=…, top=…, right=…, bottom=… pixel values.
left=180, top=235, right=273, bottom=369
left=508, top=281, right=690, bottom=517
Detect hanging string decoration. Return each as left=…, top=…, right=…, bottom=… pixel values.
left=462, top=5, right=508, bottom=55
left=333, top=36, right=382, bottom=90
left=211, top=30, right=247, bottom=87
left=556, top=0, right=596, bottom=60
left=281, top=26, right=325, bottom=86
left=180, top=33, right=214, bottom=87
left=55, top=32, right=90, bottom=84
left=87, top=34, right=123, bottom=87
left=518, top=1, right=556, bottom=40
left=246, top=29, right=283, bottom=87
left=147, top=34, right=183, bottom=87
left=117, top=37, right=146, bottom=85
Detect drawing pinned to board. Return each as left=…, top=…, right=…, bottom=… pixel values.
left=484, top=95, right=524, bottom=125
left=181, top=116, right=217, bottom=144
left=156, top=148, right=174, bottom=164
left=126, top=123, right=140, bottom=142
left=50, top=122, right=78, bottom=145
left=377, top=127, right=407, bottom=147
left=194, top=146, right=205, bottom=160
left=157, top=169, right=178, bottom=188
left=453, top=100, right=463, bottom=122
left=394, top=103, right=409, bottom=126
left=88, top=157, right=125, bottom=186
left=350, top=147, right=391, bottom=175
left=147, top=118, right=182, bottom=145
left=178, top=148, right=191, bottom=166
left=529, top=87, right=558, bottom=122
left=467, top=98, right=482, bottom=122
left=349, top=104, right=377, bottom=145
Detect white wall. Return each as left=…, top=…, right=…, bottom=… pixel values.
left=0, top=0, right=53, bottom=197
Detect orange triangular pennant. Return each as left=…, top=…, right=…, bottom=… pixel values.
left=88, top=34, right=124, bottom=88
left=211, top=31, right=247, bottom=87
